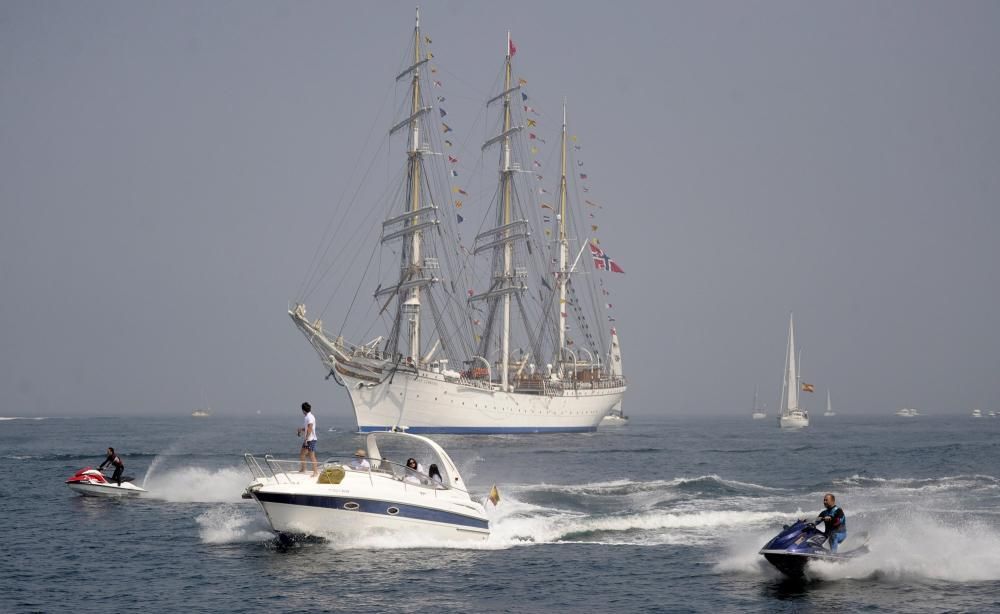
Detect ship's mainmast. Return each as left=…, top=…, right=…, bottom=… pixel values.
left=399, top=9, right=426, bottom=364
left=498, top=33, right=514, bottom=389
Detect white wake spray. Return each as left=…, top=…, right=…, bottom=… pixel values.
left=143, top=466, right=250, bottom=503
left=196, top=505, right=274, bottom=544
left=715, top=511, right=1000, bottom=583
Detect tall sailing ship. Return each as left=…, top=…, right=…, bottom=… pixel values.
left=290, top=13, right=626, bottom=433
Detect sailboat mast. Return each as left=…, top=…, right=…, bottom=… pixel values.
left=556, top=101, right=569, bottom=369
left=498, top=31, right=514, bottom=389
left=405, top=9, right=424, bottom=364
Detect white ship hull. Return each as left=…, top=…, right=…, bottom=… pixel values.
left=779, top=412, right=809, bottom=429
left=751, top=412, right=768, bottom=420
left=255, top=496, right=489, bottom=542
left=338, top=368, right=625, bottom=433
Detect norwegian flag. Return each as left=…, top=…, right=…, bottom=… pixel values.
left=589, top=243, right=625, bottom=273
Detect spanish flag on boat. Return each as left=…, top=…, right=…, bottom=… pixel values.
left=801, top=383, right=816, bottom=393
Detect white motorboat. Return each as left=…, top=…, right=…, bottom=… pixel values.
left=244, top=431, right=490, bottom=542
left=65, top=468, right=146, bottom=497
left=971, top=409, right=982, bottom=418
left=990, top=411, right=997, bottom=417
left=895, top=408, right=919, bottom=417
left=601, top=399, right=628, bottom=426
left=777, top=314, right=809, bottom=429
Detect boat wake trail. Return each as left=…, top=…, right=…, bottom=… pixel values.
left=715, top=513, right=1000, bottom=583
left=810, top=516, right=1000, bottom=582
left=283, top=477, right=793, bottom=551
left=196, top=505, right=274, bottom=544
left=144, top=466, right=249, bottom=503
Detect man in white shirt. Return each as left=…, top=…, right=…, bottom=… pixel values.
left=350, top=449, right=370, bottom=470
left=297, top=402, right=319, bottom=476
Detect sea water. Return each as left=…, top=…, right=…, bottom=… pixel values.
left=2, top=414, right=999, bottom=612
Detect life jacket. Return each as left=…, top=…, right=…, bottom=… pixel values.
left=825, top=505, right=846, bottom=533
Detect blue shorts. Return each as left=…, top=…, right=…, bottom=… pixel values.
left=302, top=440, right=317, bottom=452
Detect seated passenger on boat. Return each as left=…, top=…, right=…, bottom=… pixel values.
left=350, top=449, right=370, bottom=470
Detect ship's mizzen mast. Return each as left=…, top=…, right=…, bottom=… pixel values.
left=556, top=101, right=569, bottom=372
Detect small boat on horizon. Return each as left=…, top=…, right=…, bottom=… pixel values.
left=823, top=389, right=836, bottom=417
left=971, top=408, right=982, bottom=418
left=751, top=384, right=767, bottom=420
left=895, top=408, right=919, bottom=417
left=601, top=396, right=628, bottom=426
left=192, top=409, right=211, bottom=418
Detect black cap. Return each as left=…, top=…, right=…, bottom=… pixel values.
left=301, top=402, right=311, bottom=412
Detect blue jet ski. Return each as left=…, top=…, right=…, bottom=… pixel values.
left=759, top=519, right=869, bottom=577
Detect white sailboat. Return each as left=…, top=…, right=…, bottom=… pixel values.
left=289, top=13, right=626, bottom=433
left=824, top=389, right=836, bottom=417
left=971, top=409, right=982, bottom=418
left=751, top=384, right=767, bottom=419
left=778, top=314, right=809, bottom=428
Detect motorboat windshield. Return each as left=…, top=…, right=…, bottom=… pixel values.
left=364, top=431, right=465, bottom=491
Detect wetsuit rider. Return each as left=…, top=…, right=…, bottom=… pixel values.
left=816, top=492, right=847, bottom=552
left=98, top=447, right=125, bottom=486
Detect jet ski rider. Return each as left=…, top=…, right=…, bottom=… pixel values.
left=98, top=447, right=125, bottom=486
left=816, top=492, right=847, bottom=552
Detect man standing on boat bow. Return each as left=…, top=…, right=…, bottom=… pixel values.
left=297, top=402, right=319, bottom=476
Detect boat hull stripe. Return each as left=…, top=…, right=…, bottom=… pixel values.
left=253, top=492, right=489, bottom=530
left=358, top=425, right=597, bottom=434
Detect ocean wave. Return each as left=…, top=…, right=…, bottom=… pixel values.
left=0, top=416, right=49, bottom=421
left=508, top=476, right=783, bottom=514
left=520, top=475, right=783, bottom=497
left=834, top=474, right=1000, bottom=493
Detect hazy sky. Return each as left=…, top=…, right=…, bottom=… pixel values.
left=2, top=1, right=998, bottom=418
